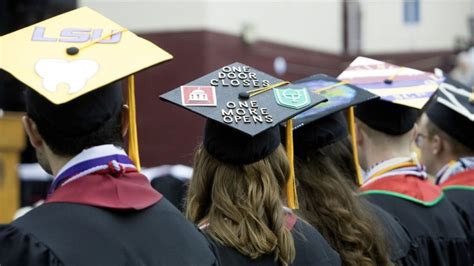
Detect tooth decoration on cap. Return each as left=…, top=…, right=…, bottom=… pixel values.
left=35, top=59, right=99, bottom=94
left=0, top=6, right=174, bottom=169
left=0, top=7, right=173, bottom=105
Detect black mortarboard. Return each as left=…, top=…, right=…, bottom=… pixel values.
left=159, top=62, right=327, bottom=155
left=279, top=74, right=377, bottom=185
left=338, top=56, right=441, bottom=135
left=426, top=78, right=474, bottom=150
left=286, top=74, right=378, bottom=156
left=160, top=62, right=327, bottom=208
left=292, top=111, right=348, bottom=155
left=355, top=99, right=418, bottom=135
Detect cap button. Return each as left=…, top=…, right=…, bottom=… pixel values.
left=66, top=47, right=79, bottom=56
left=238, top=92, right=250, bottom=100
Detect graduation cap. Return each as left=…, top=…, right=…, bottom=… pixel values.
left=160, top=62, right=327, bottom=208
left=290, top=74, right=378, bottom=130
left=0, top=7, right=173, bottom=169
left=426, top=78, right=474, bottom=150
left=338, top=56, right=441, bottom=135
left=284, top=74, right=378, bottom=185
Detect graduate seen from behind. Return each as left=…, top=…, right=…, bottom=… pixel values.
left=0, top=8, right=216, bottom=266
left=339, top=57, right=470, bottom=266
left=160, top=63, right=341, bottom=265
left=417, top=78, right=474, bottom=263
left=287, top=74, right=416, bottom=265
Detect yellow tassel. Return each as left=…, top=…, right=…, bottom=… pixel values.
left=347, top=107, right=363, bottom=186
left=128, top=75, right=141, bottom=171
left=248, top=81, right=290, bottom=97
left=285, top=119, right=299, bottom=209
left=77, top=28, right=128, bottom=52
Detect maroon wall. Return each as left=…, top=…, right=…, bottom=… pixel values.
left=135, top=30, right=456, bottom=167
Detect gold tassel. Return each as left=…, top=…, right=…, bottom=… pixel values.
left=128, top=75, right=141, bottom=171
left=285, top=119, right=299, bottom=209
left=348, top=107, right=363, bottom=185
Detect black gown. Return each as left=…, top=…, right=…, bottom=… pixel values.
left=360, top=174, right=470, bottom=266
left=0, top=170, right=216, bottom=266
left=204, top=216, right=341, bottom=266
left=362, top=200, right=418, bottom=265
left=440, top=169, right=474, bottom=264
left=143, top=165, right=191, bottom=212
left=151, top=176, right=188, bottom=212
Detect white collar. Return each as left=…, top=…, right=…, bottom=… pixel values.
left=436, top=157, right=474, bottom=184
left=55, top=144, right=127, bottom=181
left=363, top=153, right=426, bottom=186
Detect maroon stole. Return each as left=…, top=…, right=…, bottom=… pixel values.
left=46, top=169, right=162, bottom=210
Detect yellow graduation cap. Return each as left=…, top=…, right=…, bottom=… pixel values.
left=0, top=7, right=173, bottom=169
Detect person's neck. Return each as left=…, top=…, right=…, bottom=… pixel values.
left=49, top=152, right=74, bottom=177
left=365, top=144, right=413, bottom=169
left=43, top=147, right=74, bottom=177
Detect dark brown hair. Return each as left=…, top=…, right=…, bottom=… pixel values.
left=295, top=137, right=392, bottom=266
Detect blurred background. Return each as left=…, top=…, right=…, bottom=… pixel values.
left=1, top=0, right=473, bottom=212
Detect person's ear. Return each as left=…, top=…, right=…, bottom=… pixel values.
left=121, top=104, right=130, bottom=137
left=411, top=123, right=418, bottom=144
left=22, top=116, right=44, bottom=149
left=431, top=134, right=443, bottom=155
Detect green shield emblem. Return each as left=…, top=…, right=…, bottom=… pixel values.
left=274, top=87, right=311, bottom=109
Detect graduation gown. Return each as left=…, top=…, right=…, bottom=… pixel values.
left=0, top=170, right=216, bottom=266
left=439, top=168, right=474, bottom=264
left=150, top=175, right=188, bottom=212
left=362, top=200, right=418, bottom=265
left=360, top=174, right=470, bottom=266
left=142, top=165, right=192, bottom=212
left=203, top=213, right=341, bottom=266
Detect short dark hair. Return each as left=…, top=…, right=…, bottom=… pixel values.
left=426, top=116, right=474, bottom=156
left=38, top=110, right=123, bottom=156
left=25, top=82, right=124, bottom=156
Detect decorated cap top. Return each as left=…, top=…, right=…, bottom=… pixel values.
left=337, top=56, right=441, bottom=109
left=0, top=7, right=172, bottom=104
left=160, top=62, right=327, bottom=164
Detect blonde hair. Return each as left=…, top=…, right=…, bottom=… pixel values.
left=186, top=144, right=295, bottom=265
